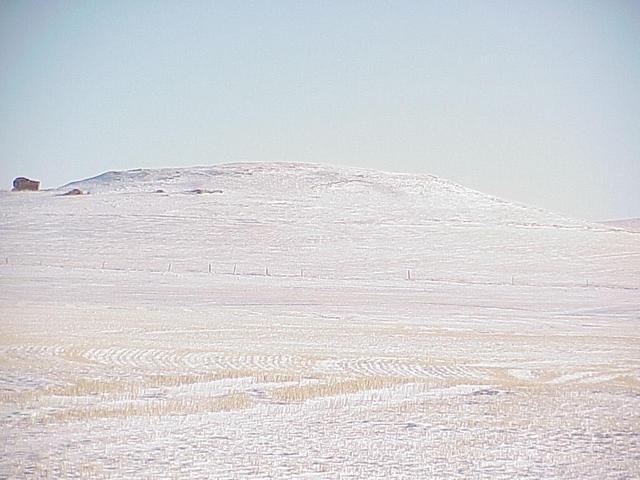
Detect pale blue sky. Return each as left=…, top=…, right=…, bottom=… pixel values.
left=1, top=0, right=638, bottom=220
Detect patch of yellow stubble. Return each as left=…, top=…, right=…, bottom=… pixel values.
left=34, top=393, right=251, bottom=424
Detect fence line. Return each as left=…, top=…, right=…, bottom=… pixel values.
left=0, top=256, right=636, bottom=292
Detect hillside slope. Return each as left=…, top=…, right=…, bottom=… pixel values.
left=600, top=218, right=640, bottom=233
left=3, top=162, right=632, bottom=288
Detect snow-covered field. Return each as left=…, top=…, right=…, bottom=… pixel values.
left=1, top=162, right=638, bottom=478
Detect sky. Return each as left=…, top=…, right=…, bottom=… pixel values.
left=0, top=0, right=638, bottom=220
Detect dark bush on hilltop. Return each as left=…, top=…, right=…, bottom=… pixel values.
left=12, top=177, right=39, bottom=191
left=62, top=188, right=84, bottom=196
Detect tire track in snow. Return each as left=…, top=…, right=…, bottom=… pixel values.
left=313, top=358, right=489, bottom=380
left=80, top=347, right=311, bottom=372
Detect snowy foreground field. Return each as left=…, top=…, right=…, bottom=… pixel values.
left=1, top=162, right=639, bottom=478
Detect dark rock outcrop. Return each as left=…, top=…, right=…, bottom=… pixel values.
left=62, top=188, right=84, bottom=196
left=188, top=188, right=223, bottom=194
left=12, top=177, right=40, bottom=191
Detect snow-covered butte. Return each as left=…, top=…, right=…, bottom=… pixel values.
left=60, top=162, right=576, bottom=226
left=2, top=162, right=635, bottom=287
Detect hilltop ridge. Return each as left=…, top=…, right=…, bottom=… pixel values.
left=58, top=162, right=583, bottom=229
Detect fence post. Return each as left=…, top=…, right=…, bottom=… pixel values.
left=407, top=269, right=412, bottom=281
left=208, top=263, right=212, bottom=274
left=233, top=264, right=237, bottom=275
left=167, top=263, right=172, bottom=272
